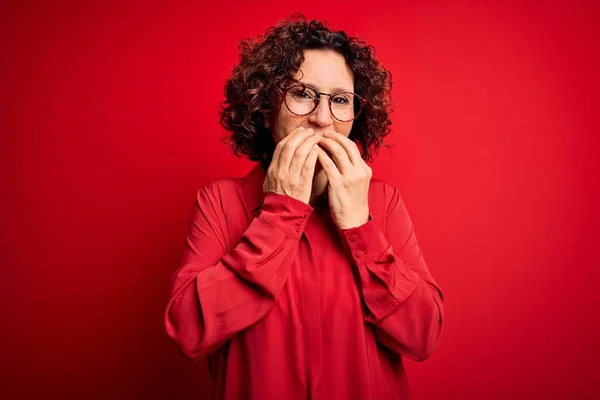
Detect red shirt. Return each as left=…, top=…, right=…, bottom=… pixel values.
left=165, top=164, right=444, bottom=400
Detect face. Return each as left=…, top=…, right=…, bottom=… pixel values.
left=270, top=49, right=355, bottom=144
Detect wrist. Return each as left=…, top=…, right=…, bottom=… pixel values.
left=337, top=213, right=370, bottom=230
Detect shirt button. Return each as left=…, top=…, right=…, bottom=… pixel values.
left=314, top=391, right=320, bottom=399
left=355, top=250, right=363, bottom=258
left=349, top=234, right=358, bottom=242
left=295, top=225, right=301, bottom=233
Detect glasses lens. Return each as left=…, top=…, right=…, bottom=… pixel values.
left=331, top=93, right=363, bottom=122
left=285, top=86, right=317, bottom=115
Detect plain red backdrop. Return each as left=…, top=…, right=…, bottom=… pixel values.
left=1, top=0, right=599, bottom=399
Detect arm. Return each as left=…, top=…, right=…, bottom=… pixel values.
left=165, top=184, right=312, bottom=360
left=339, top=186, right=444, bottom=361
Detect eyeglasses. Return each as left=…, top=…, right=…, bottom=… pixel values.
left=284, top=84, right=367, bottom=122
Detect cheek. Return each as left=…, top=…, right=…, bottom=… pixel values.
left=272, top=111, right=306, bottom=143
left=271, top=115, right=289, bottom=144
left=334, top=121, right=354, bottom=137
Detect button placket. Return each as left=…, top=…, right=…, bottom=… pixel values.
left=302, top=228, right=322, bottom=400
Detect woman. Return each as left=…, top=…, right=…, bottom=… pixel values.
left=165, top=15, right=444, bottom=400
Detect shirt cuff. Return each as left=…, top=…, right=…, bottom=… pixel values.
left=339, top=216, right=387, bottom=265
left=339, top=216, right=422, bottom=321
left=258, top=192, right=314, bottom=239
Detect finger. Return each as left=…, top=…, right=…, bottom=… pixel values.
left=317, top=148, right=342, bottom=185
left=271, top=126, right=309, bottom=168
left=300, top=143, right=321, bottom=184
left=278, top=128, right=316, bottom=170
left=289, top=134, right=322, bottom=178
left=323, top=131, right=362, bottom=165
left=317, top=137, right=353, bottom=173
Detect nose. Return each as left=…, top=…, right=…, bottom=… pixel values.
left=308, top=97, right=333, bottom=128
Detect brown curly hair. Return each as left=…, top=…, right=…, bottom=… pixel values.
left=219, top=14, right=393, bottom=169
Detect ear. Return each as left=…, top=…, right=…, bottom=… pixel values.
left=265, top=119, right=270, bottom=129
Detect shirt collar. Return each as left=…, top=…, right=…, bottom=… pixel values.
left=243, top=163, right=267, bottom=212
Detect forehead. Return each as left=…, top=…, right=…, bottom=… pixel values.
left=294, top=49, right=354, bottom=92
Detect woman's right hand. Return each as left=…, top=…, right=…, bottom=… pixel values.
left=263, top=127, right=322, bottom=204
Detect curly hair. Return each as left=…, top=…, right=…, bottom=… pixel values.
left=219, top=14, right=393, bottom=169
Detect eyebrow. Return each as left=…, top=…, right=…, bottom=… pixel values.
left=302, top=82, right=354, bottom=94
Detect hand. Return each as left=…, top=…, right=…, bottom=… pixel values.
left=317, top=131, right=372, bottom=229
left=263, top=127, right=322, bottom=204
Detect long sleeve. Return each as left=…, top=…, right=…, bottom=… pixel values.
left=165, top=185, right=313, bottom=360
left=339, top=186, right=444, bottom=362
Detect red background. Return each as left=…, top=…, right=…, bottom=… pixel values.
left=2, top=0, right=599, bottom=399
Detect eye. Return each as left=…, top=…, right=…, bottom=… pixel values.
left=289, top=87, right=316, bottom=101
left=332, top=94, right=352, bottom=105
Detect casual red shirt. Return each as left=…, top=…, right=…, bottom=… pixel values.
left=165, top=163, right=444, bottom=400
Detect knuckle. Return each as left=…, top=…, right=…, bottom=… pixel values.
left=283, top=143, right=294, bottom=152
left=293, top=150, right=305, bottom=160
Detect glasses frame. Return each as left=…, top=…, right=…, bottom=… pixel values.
left=283, top=84, right=367, bottom=122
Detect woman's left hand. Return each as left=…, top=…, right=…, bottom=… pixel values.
left=317, top=131, right=372, bottom=229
